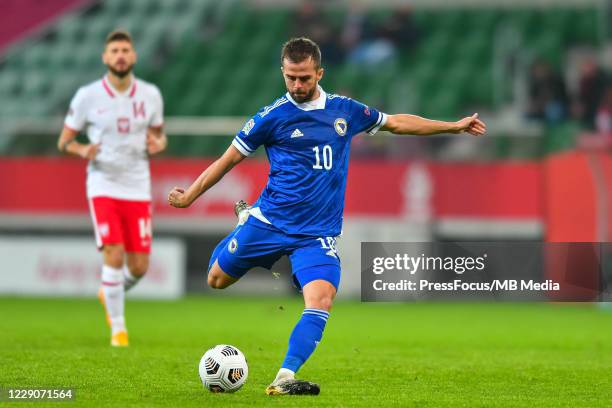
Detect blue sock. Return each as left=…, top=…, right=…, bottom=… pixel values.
left=281, top=308, right=329, bottom=373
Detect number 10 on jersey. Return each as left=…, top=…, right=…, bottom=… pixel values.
left=313, top=145, right=332, bottom=170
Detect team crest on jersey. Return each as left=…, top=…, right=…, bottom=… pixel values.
left=117, top=117, right=130, bottom=134
left=241, top=119, right=255, bottom=136
left=334, top=118, right=347, bottom=136
left=228, top=238, right=238, bottom=253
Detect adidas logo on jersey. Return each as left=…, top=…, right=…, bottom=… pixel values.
left=290, top=129, right=304, bottom=138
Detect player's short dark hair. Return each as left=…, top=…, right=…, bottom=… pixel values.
left=281, top=37, right=321, bottom=69
left=105, top=29, right=132, bottom=45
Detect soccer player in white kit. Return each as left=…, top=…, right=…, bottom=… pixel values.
left=57, top=30, right=167, bottom=347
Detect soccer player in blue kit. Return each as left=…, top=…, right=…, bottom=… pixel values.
left=168, top=38, right=486, bottom=395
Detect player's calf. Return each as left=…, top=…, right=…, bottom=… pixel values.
left=267, top=279, right=336, bottom=393
left=303, top=279, right=336, bottom=311
left=265, top=308, right=329, bottom=396
left=125, top=253, right=149, bottom=291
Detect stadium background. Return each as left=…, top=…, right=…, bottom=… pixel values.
left=0, top=0, right=611, bottom=406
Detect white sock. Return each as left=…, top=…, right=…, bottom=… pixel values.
left=123, top=266, right=141, bottom=292
left=274, top=368, right=295, bottom=383
left=111, top=316, right=126, bottom=335
left=101, top=265, right=126, bottom=335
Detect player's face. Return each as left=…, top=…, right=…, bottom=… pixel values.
left=281, top=57, right=324, bottom=103
left=103, top=40, right=137, bottom=78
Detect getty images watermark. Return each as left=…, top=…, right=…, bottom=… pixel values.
left=361, top=242, right=612, bottom=301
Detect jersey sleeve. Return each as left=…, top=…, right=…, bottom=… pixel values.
left=149, top=86, right=164, bottom=128
left=348, top=98, right=388, bottom=136
left=64, top=87, right=88, bottom=131
left=231, top=112, right=273, bottom=156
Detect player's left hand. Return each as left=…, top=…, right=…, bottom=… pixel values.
left=453, top=113, right=486, bottom=136
left=168, top=187, right=190, bottom=208
left=147, top=129, right=167, bottom=155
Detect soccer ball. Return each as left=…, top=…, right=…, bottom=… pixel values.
left=198, top=344, right=248, bottom=393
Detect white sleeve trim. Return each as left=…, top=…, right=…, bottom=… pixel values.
left=64, top=87, right=87, bottom=132
left=366, top=112, right=388, bottom=135
left=235, top=136, right=254, bottom=153
left=63, top=119, right=83, bottom=132
left=149, top=118, right=164, bottom=127
left=64, top=108, right=86, bottom=132
left=232, top=138, right=252, bottom=156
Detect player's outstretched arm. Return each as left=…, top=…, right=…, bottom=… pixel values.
left=57, top=126, right=99, bottom=159
left=381, top=113, right=486, bottom=136
left=168, top=145, right=246, bottom=208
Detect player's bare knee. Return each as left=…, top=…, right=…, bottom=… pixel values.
left=103, top=245, right=124, bottom=268
left=128, top=258, right=149, bottom=277
left=130, top=264, right=148, bottom=277
left=303, top=280, right=336, bottom=311
left=304, top=290, right=334, bottom=311
left=307, top=296, right=334, bottom=312
left=321, top=296, right=334, bottom=311
left=207, top=274, right=228, bottom=289
left=207, top=274, right=217, bottom=288
left=207, top=261, right=236, bottom=289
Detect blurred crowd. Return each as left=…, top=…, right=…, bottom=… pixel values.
left=292, top=1, right=420, bottom=69
left=526, top=57, right=611, bottom=148
left=527, top=58, right=610, bottom=130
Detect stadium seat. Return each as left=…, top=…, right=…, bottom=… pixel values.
left=0, top=68, right=21, bottom=96
left=55, top=14, right=84, bottom=44
left=22, top=44, right=49, bottom=70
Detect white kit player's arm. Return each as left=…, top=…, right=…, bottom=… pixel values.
left=147, top=85, right=167, bottom=155
left=57, top=126, right=99, bottom=160
left=167, top=145, right=246, bottom=208
left=59, top=87, right=99, bottom=159
left=146, top=126, right=167, bottom=155
left=382, top=113, right=486, bottom=136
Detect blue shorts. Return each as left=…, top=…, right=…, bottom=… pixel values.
left=208, top=216, right=341, bottom=291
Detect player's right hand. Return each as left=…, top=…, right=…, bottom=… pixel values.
left=79, top=143, right=100, bottom=160
left=454, top=113, right=486, bottom=136
left=168, top=187, right=190, bottom=208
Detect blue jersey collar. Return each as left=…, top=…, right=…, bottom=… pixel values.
left=285, top=85, right=326, bottom=111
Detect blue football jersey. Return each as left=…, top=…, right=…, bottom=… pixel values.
left=232, top=87, right=386, bottom=237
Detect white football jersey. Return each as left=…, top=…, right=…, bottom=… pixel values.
left=64, top=75, right=164, bottom=200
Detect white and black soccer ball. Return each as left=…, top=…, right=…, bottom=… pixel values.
left=198, top=344, right=248, bottom=393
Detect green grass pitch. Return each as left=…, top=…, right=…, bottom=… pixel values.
left=1, top=295, right=611, bottom=407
